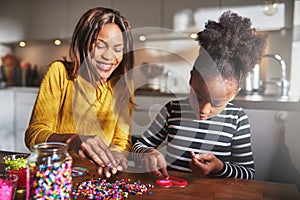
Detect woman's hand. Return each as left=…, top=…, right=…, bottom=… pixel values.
left=97, top=151, right=128, bottom=178
left=141, top=148, right=169, bottom=178
left=67, top=134, right=127, bottom=177
left=189, top=151, right=224, bottom=177
left=48, top=133, right=127, bottom=177
left=67, top=135, right=115, bottom=166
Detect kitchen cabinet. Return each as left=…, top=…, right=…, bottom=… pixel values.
left=162, top=0, right=220, bottom=30
left=162, top=0, right=293, bottom=32
left=0, top=90, right=14, bottom=151
left=0, top=0, right=112, bottom=41
left=244, top=109, right=281, bottom=181
left=0, top=88, right=38, bottom=153
left=0, top=0, right=30, bottom=43
left=68, top=0, right=112, bottom=36
left=0, top=0, right=295, bottom=42
left=28, top=0, right=69, bottom=40
left=14, top=89, right=38, bottom=153
left=220, top=0, right=293, bottom=30
left=113, top=0, right=162, bottom=29
left=245, top=109, right=300, bottom=188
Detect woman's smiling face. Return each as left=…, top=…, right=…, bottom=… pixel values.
left=93, top=23, right=124, bottom=83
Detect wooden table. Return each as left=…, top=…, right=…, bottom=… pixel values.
left=1, top=150, right=299, bottom=200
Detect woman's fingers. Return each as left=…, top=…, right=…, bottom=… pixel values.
left=94, top=137, right=116, bottom=165
left=79, top=136, right=118, bottom=167
left=80, top=141, right=106, bottom=167
left=97, top=166, right=103, bottom=176
left=118, top=157, right=128, bottom=170
left=103, top=167, right=112, bottom=178
left=76, top=135, right=132, bottom=176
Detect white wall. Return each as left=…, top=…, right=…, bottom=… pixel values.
left=290, top=41, right=300, bottom=97
left=290, top=1, right=300, bottom=97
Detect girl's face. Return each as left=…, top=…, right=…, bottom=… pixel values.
left=93, top=23, right=124, bottom=83
left=189, top=71, right=239, bottom=120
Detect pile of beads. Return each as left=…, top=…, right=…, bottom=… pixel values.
left=72, top=177, right=154, bottom=199
left=4, top=156, right=27, bottom=170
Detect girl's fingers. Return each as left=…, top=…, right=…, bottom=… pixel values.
left=142, top=158, right=151, bottom=173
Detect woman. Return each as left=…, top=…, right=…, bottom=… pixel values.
left=132, top=11, right=266, bottom=179
left=25, top=7, right=134, bottom=177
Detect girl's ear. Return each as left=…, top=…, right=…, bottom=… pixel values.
left=229, top=95, right=235, bottom=102
left=229, top=88, right=241, bottom=102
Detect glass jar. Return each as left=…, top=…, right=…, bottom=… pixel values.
left=26, top=142, right=73, bottom=200
left=3, top=153, right=29, bottom=193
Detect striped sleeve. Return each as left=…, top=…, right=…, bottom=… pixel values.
left=131, top=102, right=171, bottom=162
left=211, top=108, right=255, bottom=179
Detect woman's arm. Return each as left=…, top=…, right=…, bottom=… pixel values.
left=25, top=61, right=72, bottom=149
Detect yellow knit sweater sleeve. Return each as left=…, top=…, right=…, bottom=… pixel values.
left=25, top=61, right=75, bottom=149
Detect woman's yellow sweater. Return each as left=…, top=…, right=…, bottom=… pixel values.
left=25, top=61, right=133, bottom=153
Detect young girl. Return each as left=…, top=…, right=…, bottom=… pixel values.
left=132, top=11, right=266, bottom=180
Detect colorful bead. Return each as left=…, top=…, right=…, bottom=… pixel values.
left=28, top=160, right=72, bottom=199
left=72, top=177, right=154, bottom=199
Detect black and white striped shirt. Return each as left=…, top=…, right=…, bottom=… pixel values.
left=132, top=98, right=255, bottom=179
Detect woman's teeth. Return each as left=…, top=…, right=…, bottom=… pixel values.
left=98, top=63, right=113, bottom=71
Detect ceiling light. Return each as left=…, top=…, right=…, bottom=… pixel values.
left=18, top=41, right=26, bottom=47
left=54, top=39, right=62, bottom=46
left=138, top=35, right=147, bottom=42
left=189, top=33, right=198, bottom=39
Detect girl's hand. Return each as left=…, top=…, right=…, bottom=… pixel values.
left=111, top=151, right=128, bottom=171
left=142, top=148, right=169, bottom=178
left=189, top=151, right=224, bottom=177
